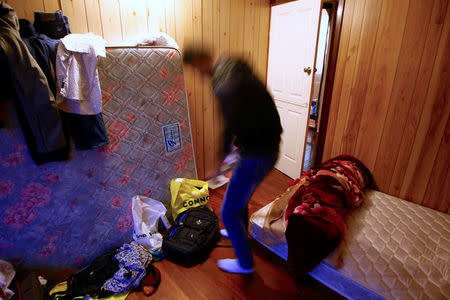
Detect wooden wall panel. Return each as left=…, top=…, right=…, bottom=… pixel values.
left=372, top=0, right=434, bottom=191
left=230, top=0, right=245, bottom=57
left=147, top=0, right=166, bottom=33
left=400, top=5, right=450, bottom=202
left=324, top=0, right=450, bottom=213
left=354, top=0, right=409, bottom=169
left=339, top=0, right=382, bottom=156
left=212, top=0, right=223, bottom=171
left=322, top=0, right=356, bottom=161
left=243, top=1, right=256, bottom=67
left=61, top=0, right=88, bottom=33
left=84, top=0, right=103, bottom=37
left=6, top=0, right=272, bottom=180
left=202, top=0, right=215, bottom=176
left=99, top=0, right=122, bottom=42
left=423, top=117, right=450, bottom=212
left=389, top=0, right=448, bottom=196
left=119, top=0, right=147, bottom=41
left=257, top=0, right=270, bottom=81
left=43, top=0, right=60, bottom=12
left=192, top=0, right=204, bottom=179
left=6, top=0, right=44, bottom=20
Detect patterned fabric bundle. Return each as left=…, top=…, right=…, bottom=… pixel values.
left=102, top=241, right=152, bottom=294
left=285, top=155, right=372, bottom=239
left=284, top=155, right=372, bottom=278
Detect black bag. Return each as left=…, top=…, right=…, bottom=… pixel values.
left=50, top=249, right=119, bottom=300
left=163, top=206, right=219, bottom=266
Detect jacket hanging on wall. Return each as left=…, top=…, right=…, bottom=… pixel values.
left=19, top=19, right=60, bottom=96
left=33, top=10, right=71, bottom=40
left=0, top=2, right=68, bottom=165
left=55, top=33, right=109, bottom=150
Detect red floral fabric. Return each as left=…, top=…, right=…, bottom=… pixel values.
left=285, top=155, right=372, bottom=238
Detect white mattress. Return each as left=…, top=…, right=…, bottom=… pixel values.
left=250, top=189, right=450, bottom=300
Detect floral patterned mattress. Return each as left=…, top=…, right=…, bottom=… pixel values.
left=0, top=46, right=196, bottom=269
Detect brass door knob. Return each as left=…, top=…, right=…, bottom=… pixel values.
left=303, top=67, right=312, bottom=75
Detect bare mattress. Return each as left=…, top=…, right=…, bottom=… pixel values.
left=249, top=189, right=450, bottom=300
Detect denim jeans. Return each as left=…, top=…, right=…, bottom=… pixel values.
left=221, top=154, right=277, bottom=269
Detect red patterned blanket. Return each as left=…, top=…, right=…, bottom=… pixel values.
left=285, top=155, right=372, bottom=278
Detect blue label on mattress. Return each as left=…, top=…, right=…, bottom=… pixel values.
left=162, top=123, right=182, bottom=154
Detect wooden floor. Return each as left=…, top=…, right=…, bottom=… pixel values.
left=128, top=169, right=345, bottom=300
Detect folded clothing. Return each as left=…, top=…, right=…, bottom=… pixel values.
left=102, top=242, right=152, bottom=294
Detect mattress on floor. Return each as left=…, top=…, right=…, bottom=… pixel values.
left=250, top=189, right=450, bottom=300
left=0, top=45, right=196, bottom=269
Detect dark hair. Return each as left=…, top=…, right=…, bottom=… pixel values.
left=182, top=47, right=211, bottom=64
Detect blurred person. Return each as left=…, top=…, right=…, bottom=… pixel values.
left=183, top=48, right=282, bottom=274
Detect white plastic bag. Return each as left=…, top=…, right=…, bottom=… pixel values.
left=132, top=195, right=170, bottom=251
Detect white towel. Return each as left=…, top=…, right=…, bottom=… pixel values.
left=56, top=33, right=106, bottom=115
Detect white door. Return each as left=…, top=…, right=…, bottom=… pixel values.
left=267, top=0, right=322, bottom=179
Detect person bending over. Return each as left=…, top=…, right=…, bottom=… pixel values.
left=183, top=48, right=282, bottom=274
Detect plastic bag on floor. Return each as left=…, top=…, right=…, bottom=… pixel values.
left=170, top=178, right=210, bottom=220
left=132, top=195, right=170, bottom=251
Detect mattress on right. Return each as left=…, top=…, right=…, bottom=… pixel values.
left=250, top=189, right=450, bottom=300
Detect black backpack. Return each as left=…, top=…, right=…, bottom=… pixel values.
left=50, top=249, right=119, bottom=299
left=163, top=206, right=219, bottom=266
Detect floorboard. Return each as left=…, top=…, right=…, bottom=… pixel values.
left=128, top=169, right=345, bottom=299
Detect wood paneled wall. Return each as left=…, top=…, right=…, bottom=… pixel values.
left=5, top=0, right=271, bottom=180
left=324, top=0, right=450, bottom=213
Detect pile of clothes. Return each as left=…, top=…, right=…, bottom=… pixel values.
left=262, top=155, right=372, bottom=279
left=284, top=155, right=372, bottom=278
left=0, top=2, right=109, bottom=165
left=49, top=242, right=161, bottom=299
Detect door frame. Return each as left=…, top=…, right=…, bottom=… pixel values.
left=268, top=0, right=346, bottom=167
left=314, top=0, right=345, bottom=165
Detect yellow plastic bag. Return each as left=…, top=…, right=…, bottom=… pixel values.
left=170, top=178, right=210, bottom=220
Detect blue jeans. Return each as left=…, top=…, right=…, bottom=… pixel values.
left=221, top=154, right=277, bottom=269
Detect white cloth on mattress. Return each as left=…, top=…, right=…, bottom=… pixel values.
left=250, top=189, right=450, bottom=300
left=56, top=33, right=106, bottom=115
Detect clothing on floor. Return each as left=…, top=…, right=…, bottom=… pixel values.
left=221, top=154, right=277, bottom=269
left=60, top=110, right=109, bottom=150
left=49, top=282, right=130, bottom=300
left=138, top=264, right=161, bottom=296
left=0, top=260, right=15, bottom=300
left=212, top=58, right=282, bottom=157
left=102, top=242, right=152, bottom=294
left=33, top=10, right=70, bottom=40
left=0, top=2, right=68, bottom=164
left=56, top=33, right=106, bottom=115
left=51, top=248, right=120, bottom=300
left=19, top=18, right=59, bottom=95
